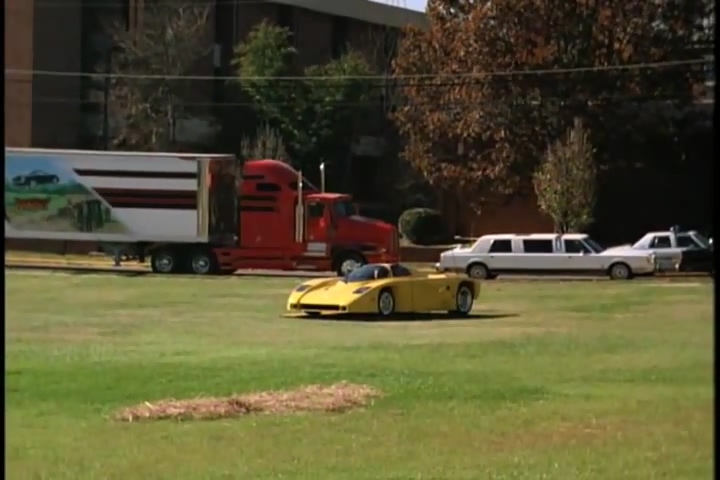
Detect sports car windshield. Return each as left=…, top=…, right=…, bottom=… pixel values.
left=344, top=265, right=389, bottom=282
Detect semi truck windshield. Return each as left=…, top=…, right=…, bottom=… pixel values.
left=333, top=200, right=354, bottom=219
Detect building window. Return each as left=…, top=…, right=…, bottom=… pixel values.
left=277, top=5, right=295, bottom=45
left=122, top=0, right=130, bottom=31
left=331, top=16, right=349, bottom=58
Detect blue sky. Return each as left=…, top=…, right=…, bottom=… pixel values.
left=404, top=0, right=427, bottom=11
left=371, top=0, right=427, bottom=12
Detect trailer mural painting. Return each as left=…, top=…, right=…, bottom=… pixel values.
left=4, top=154, right=129, bottom=234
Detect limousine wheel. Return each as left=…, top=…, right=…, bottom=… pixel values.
left=467, top=262, right=491, bottom=280
left=609, top=262, right=633, bottom=280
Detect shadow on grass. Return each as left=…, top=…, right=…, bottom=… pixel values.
left=300, top=312, right=518, bottom=323
left=66, top=269, right=147, bottom=278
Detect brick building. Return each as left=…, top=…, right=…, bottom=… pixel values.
left=4, top=0, right=426, bottom=149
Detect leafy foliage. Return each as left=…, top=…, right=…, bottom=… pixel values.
left=392, top=0, right=710, bottom=209
left=239, top=124, right=289, bottom=163
left=232, top=22, right=374, bottom=173
left=398, top=208, right=449, bottom=245
left=103, top=0, right=211, bottom=150
left=534, top=119, right=597, bottom=233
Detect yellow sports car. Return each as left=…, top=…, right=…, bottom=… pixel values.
left=286, top=263, right=481, bottom=318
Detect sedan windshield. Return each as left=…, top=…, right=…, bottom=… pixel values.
left=690, top=232, right=711, bottom=249
left=344, top=264, right=389, bottom=282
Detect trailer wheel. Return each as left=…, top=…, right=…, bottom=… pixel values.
left=188, top=250, right=219, bottom=275
left=151, top=249, right=179, bottom=274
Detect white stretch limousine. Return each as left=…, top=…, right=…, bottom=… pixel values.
left=435, top=233, right=657, bottom=280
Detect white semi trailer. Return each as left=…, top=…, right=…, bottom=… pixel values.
left=5, top=147, right=240, bottom=268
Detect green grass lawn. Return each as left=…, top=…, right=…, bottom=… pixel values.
left=6, top=271, right=714, bottom=480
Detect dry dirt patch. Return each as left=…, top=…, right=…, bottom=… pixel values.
left=113, top=382, right=382, bottom=422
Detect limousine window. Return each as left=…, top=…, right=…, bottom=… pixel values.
left=564, top=239, right=591, bottom=254
left=488, top=239, right=512, bottom=253
left=522, top=239, right=554, bottom=253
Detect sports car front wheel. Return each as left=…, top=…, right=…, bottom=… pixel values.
left=449, top=284, right=474, bottom=316
left=377, top=289, right=396, bottom=318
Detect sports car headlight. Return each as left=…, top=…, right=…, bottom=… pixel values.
left=353, top=287, right=371, bottom=294
left=294, top=285, right=311, bottom=292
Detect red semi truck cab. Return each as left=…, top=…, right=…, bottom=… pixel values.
left=211, top=159, right=399, bottom=275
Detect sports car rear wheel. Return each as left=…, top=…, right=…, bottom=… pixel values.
left=377, top=288, right=396, bottom=318
left=450, top=284, right=474, bottom=316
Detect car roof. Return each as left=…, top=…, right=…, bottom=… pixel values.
left=645, top=230, right=698, bottom=236
left=479, top=233, right=589, bottom=240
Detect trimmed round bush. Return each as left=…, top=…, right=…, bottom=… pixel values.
left=398, top=208, right=449, bottom=246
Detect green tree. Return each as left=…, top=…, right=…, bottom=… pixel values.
left=534, top=119, right=597, bottom=233
left=232, top=22, right=374, bottom=179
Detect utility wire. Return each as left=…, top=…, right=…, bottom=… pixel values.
left=10, top=0, right=346, bottom=8
left=9, top=93, right=711, bottom=108
left=4, top=59, right=711, bottom=82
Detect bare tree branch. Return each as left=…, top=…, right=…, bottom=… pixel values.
left=102, top=0, right=211, bottom=150
left=240, top=124, right=289, bottom=163
left=360, top=26, right=405, bottom=115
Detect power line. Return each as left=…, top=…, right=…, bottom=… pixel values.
left=8, top=0, right=284, bottom=8
left=4, top=58, right=710, bottom=82
left=9, top=93, right=711, bottom=108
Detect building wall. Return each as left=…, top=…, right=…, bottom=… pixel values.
left=31, top=0, right=84, bottom=148
left=4, top=0, right=410, bottom=150
left=4, top=0, right=34, bottom=147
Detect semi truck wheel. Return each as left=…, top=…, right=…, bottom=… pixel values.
left=188, top=250, right=219, bottom=275
left=334, top=251, right=366, bottom=276
left=151, top=249, right=180, bottom=274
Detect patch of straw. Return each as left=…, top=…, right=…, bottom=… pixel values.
left=112, top=382, right=382, bottom=422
